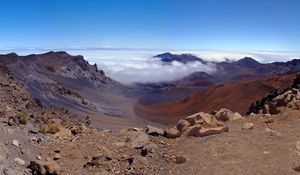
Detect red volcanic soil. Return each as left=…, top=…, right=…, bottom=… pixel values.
left=135, top=73, right=297, bottom=125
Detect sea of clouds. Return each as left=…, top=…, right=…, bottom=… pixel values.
left=1, top=48, right=300, bottom=84
left=66, top=49, right=300, bottom=84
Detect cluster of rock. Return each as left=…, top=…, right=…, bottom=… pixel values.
left=147, top=108, right=242, bottom=139
left=247, top=73, right=300, bottom=115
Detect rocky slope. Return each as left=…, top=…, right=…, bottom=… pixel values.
left=0, top=52, right=152, bottom=129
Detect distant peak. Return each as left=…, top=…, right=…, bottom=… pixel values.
left=6, top=52, right=18, bottom=57
left=236, top=57, right=261, bottom=68
left=153, top=52, right=206, bottom=64
left=240, top=57, right=258, bottom=61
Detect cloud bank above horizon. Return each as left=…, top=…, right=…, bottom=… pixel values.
left=1, top=48, right=300, bottom=84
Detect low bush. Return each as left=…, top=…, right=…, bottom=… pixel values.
left=15, top=111, right=28, bottom=125
left=39, top=123, right=61, bottom=134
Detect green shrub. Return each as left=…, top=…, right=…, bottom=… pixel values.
left=39, top=123, right=61, bottom=134
left=15, top=111, right=28, bottom=125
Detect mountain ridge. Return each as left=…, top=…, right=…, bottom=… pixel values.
left=0, top=51, right=154, bottom=129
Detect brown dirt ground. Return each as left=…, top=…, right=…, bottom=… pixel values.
left=41, top=110, right=300, bottom=175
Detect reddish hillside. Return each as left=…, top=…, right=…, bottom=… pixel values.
left=135, top=73, right=297, bottom=124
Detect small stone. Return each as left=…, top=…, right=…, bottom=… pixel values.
left=36, top=155, right=42, bottom=160
left=265, top=128, right=281, bottom=136
left=8, top=117, right=16, bottom=126
left=12, top=139, right=19, bottom=147
left=30, top=136, right=38, bottom=142
left=29, top=129, right=38, bottom=134
left=242, top=123, right=254, bottom=130
left=175, top=155, right=187, bottom=164
left=133, top=127, right=139, bottom=131
left=37, top=138, right=44, bottom=143
left=53, top=153, right=61, bottom=160
left=14, top=157, right=26, bottom=166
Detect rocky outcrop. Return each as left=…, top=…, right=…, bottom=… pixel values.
left=247, top=73, right=300, bottom=115
left=162, top=109, right=240, bottom=138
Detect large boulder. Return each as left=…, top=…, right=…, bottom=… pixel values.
left=176, top=119, right=190, bottom=132
left=146, top=125, right=164, bottom=136
left=164, top=127, right=181, bottom=139
left=129, top=131, right=149, bottom=149
left=185, top=112, right=223, bottom=127
left=215, top=108, right=242, bottom=122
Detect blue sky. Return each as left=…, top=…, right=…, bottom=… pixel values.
left=0, top=0, right=299, bottom=51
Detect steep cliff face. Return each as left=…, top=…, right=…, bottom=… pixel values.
left=0, top=51, right=148, bottom=128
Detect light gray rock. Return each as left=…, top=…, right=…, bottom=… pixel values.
left=242, top=123, right=254, bottom=130
left=129, top=132, right=149, bottom=149
left=12, top=139, right=19, bottom=147
left=146, top=125, right=164, bottom=136
left=14, top=157, right=26, bottom=166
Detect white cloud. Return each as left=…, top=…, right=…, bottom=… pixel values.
left=87, top=56, right=216, bottom=84
left=1, top=48, right=300, bottom=84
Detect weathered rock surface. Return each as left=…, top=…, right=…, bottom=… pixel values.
left=146, top=125, right=164, bottom=136
left=176, top=119, right=191, bottom=132
left=198, top=126, right=229, bottom=137
left=129, top=131, right=149, bottom=148
left=164, top=127, right=181, bottom=138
